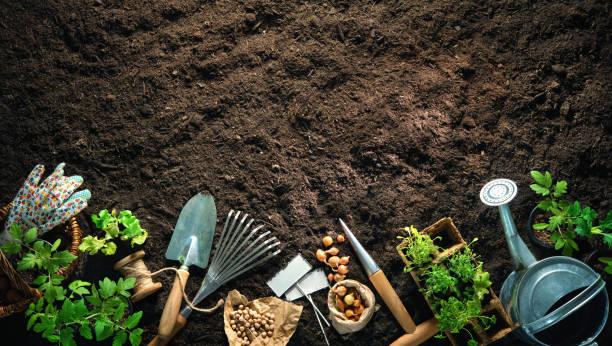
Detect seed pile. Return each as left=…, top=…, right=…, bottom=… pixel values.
left=229, top=304, right=275, bottom=345
left=333, top=285, right=365, bottom=321
left=315, top=234, right=350, bottom=283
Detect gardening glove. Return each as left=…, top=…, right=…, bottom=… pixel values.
left=0, top=163, right=91, bottom=244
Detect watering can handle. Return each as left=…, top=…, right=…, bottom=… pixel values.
left=499, top=204, right=536, bottom=269
left=524, top=275, right=605, bottom=335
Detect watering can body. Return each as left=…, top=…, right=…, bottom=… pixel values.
left=480, top=179, right=609, bottom=346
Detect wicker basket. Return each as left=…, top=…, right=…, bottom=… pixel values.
left=0, top=203, right=83, bottom=318
left=397, top=218, right=515, bottom=346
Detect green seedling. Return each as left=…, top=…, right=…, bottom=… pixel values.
left=434, top=296, right=496, bottom=346
left=79, top=209, right=148, bottom=256
left=397, top=225, right=440, bottom=271
left=530, top=170, right=612, bottom=256
left=420, top=264, right=459, bottom=300
left=1, top=224, right=143, bottom=346
left=598, top=257, right=612, bottom=274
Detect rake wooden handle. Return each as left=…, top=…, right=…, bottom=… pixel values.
left=390, top=318, right=439, bottom=346
left=150, top=268, right=190, bottom=345
left=148, top=313, right=188, bottom=346
left=369, top=270, right=416, bottom=333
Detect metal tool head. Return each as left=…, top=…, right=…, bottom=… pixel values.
left=165, top=193, right=217, bottom=269
left=479, top=178, right=518, bottom=206
left=177, top=235, right=199, bottom=267
left=267, top=254, right=312, bottom=297
left=285, top=268, right=328, bottom=301
left=339, top=218, right=380, bottom=276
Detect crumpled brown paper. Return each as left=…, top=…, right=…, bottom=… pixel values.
left=224, top=290, right=303, bottom=346
left=327, top=279, right=376, bottom=335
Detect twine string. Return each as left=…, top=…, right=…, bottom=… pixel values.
left=115, top=258, right=223, bottom=313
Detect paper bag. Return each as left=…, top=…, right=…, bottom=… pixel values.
left=327, top=279, right=376, bottom=334
left=224, top=290, right=303, bottom=346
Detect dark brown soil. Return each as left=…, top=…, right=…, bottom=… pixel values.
left=1, top=0, right=611, bottom=345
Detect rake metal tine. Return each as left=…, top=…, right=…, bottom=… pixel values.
left=211, top=210, right=235, bottom=268
left=216, top=237, right=278, bottom=283
left=216, top=215, right=253, bottom=268
left=214, top=210, right=242, bottom=268
left=217, top=232, right=273, bottom=280
left=220, top=245, right=282, bottom=284
left=216, top=225, right=263, bottom=271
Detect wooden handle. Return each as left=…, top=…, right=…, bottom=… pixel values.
left=390, top=318, right=439, bottom=346
left=157, top=268, right=189, bottom=343
left=369, top=270, right=416, bottom=333
left=148, top=313, right=188, bottom=346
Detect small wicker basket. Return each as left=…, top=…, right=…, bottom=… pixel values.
left=0, top=203, right=83, bottom=318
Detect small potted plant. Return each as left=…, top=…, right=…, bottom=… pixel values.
left=528, top=170, right=612, bottom=257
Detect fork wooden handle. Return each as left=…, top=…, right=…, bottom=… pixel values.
left=149, top=268, right=189, bottom=346
left=390, top=318, right=439, bottom=346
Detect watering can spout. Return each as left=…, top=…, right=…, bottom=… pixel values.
left=480, top=179, right=536, bottom=270
left=499, top=204, right=536, bottom=269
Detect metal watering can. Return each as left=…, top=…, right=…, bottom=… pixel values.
left=480, top=179, right=609, bottom=346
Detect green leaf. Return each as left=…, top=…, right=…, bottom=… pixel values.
left=51, top=238, right=62, bottom=252
left=555, top=239, right=566, bottom=250
left=17, top=253, right=40, bottom=271
left=530, top=184, right=550, bottom=196
left=27, top=314, right=40, bottom=330
left=568, top=201, right=581, bottom=217
left=549, top=215, right=565, bottom=231
left=113, top=330, right=128, bottom=346
left=553, top=181, right=567, bottom=197
left=567, top=239, right=579, bottom=251
left=549, top=232, right=562, bottom=242
left=467, top=340, right=478, bottom=346
left=533, top=223, right=549, bottom=230
left=24, top=228, right=38, bottom=243
left=52, top=250, right=77, bottom=268
left=537, top=199, right=554, bottom=211
left=575, top=218, right=592, bottom=237
left=600, top=212, right=612, bottom=230
left=581, top=207, right=598, bottom=222
left=530, top=171, right=547, bottom=186
left=124, top=311, right=143, bottom=329
left=95, top=320, right=113, bottom=341
left=79, top=323, right=93, bottom=340
left=544, top=171, right=552, bottom=188
left=101, top=241, right=117, bottom=255
left=51, top=274, right=64, bottom=285
left=99, top=278, right=117, bottom=299
left=78, top=235, right=106, bottom=255
left=602, top=233, right=612, bottom=247
left=8, top=223, right=23, bottom=242
left=129, top=329, right=143, bottom=346
left=131, top=231, right=148, bottom=247
left=0, top=241, right=21, bottom=254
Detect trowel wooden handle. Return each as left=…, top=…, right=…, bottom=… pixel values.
left=148, top=313, right=188, bottom=346
left=155, top=268, right=190, bottom=344
left=390, top=318, right=439, bottom=346
left=369, top=270, right=416, bottom=333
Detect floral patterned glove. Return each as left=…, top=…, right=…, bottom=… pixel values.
left=0, top=163, right=91, bottom=244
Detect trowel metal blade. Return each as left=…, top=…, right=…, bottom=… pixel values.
left=165, top=193, right=217, bottom=269
left=267, top=254, right=312, bottom=297
left=285, top=268, right=328, bottom=301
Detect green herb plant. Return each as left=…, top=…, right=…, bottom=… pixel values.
left=530, top=170, right=612, bottom=256
left=79, top=209, right=148, bottom=256
left=397, top=225, right=440, bottom=271
left=399, top=227, right=495, bottom=346
left=1, top=224, right=144, bottom=346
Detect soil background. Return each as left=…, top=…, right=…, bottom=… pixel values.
left=1, top=0, right=611, bottom=345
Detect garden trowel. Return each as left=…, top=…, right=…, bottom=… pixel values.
left=152, top=193, right=216, bottom=346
